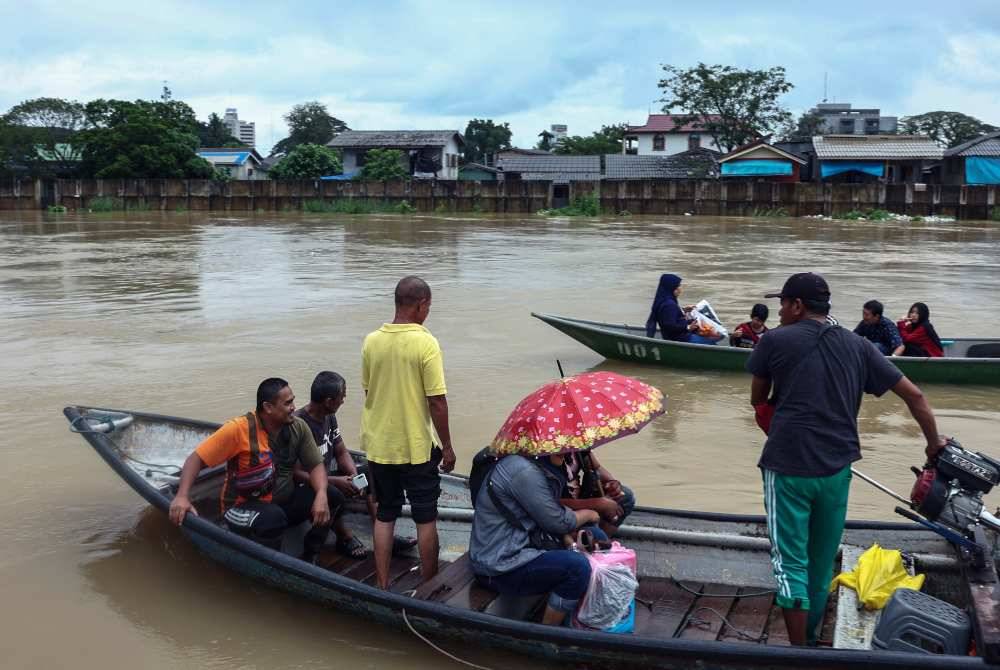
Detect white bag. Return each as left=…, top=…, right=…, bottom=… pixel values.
left=691, top=299, right=728, bottom=338
left=576, top=557, right=639, bottom=630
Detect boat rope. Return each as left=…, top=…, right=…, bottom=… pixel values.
left=686, top=606, right=769, bottom=643
left=69, top=415, right=182, bottom=476
left=401, top=608, right=497, bottom=670
left=670, top=577, right=775, bottom=599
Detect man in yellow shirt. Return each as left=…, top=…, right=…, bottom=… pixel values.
left=361, top=276, right=456, bottom=589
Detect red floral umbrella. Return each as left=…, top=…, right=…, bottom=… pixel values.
left=491, top=371, right=666, bottom=456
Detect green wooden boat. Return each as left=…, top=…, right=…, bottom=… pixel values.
left=532, top=312, right=1000, bottom=386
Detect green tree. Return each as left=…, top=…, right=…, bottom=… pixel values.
left=78, top=98, right=214, bottom=178
left=462, top=118, right=512, bottom=163
left=777, top=110, right=824, bottom=142
left=268, top=143, right=342, bottom=179
left=198, top=113, right=244, bottom=147
left=658, top=63, right=794, bottom=152
left=535, top=130, right=554, bottom=151
left=1, top=97, right=87, bottom=176
left=553, top=124, right=626, bottom=155
left=359, top=148, right=408, bottom=181
left=899, top=111, right=998, bottom=148
left=271, top=101, right=349, bottom=156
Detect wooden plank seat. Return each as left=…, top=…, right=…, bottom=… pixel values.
left=414, top=553, right=477, bottom=602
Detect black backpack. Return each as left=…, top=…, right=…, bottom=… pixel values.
left=468, top=447, right=499, bottom=507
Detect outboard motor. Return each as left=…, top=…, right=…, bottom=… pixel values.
left=910, top=439, right=1000, bottom=536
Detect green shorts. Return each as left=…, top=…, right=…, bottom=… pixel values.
left=762, top=466, right=851, bottom=643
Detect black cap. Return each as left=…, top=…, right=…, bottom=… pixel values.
left=764, top=272, right=831, bottom=303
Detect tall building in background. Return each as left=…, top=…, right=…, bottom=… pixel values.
left=550, top=124, right=568, bottom=148
left=811, top=103, right=897, bottom=135
left=223, top=108, right=256, bottom=147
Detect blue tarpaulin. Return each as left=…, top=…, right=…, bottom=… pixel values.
left=966, top=157, right=1000, bottom=185
left=821, top=161, right=883, bottom=179
left=721, top=160, right=793, bottom=176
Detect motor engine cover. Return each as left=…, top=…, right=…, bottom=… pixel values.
left=936, top=442, right=1000, bottom=494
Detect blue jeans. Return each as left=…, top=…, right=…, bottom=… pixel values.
left=873, top=341, right=893, bottom=355
left=614, top=486, right=636, bottom=526
left=476, top=549, right=593, bottom=613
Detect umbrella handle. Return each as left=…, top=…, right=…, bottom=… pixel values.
left=556, top=359, right=565, bottom=378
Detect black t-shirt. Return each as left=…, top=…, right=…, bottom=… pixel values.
left=293, top=408, right=342, bottom=470
left=746, top=319, right=903, bottom=477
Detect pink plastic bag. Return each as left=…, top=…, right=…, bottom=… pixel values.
left=590, top=541, right=637, bottom=575
left=574, top=542, right=638, bottom=632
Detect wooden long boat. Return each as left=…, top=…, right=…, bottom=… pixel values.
left=533, top=312, right=1000, bottom=386
left=64, top=405, right=997, bottom=668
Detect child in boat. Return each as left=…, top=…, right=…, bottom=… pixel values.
left=897, top=302, right=944, bottom=357
left=730, top=303, right=769, bottom=348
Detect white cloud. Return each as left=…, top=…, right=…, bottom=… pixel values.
left=902, top=33, right=1000, bottom=123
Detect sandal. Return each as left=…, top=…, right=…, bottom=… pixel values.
left=335, top=535, right=368, bottom=560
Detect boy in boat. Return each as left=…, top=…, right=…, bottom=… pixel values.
left=558, top=450, right=635, bottom=537
left=730, top=303, right=769, bottom=348
left=853, top=299, right=904, bottom=356
left=294, top=370, right=418, bottom=559
left=168, top=377, right=344, bottom=563
left=748, top=273, right=946, bottom=646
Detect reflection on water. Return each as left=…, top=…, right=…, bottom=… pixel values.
left=3, top=210, right=1000, bottom=669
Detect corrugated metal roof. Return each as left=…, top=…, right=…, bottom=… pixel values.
left=946, top=132, right=1000, bottom=157
left=497, top=155, right=600, bottom=182
left=197, top=150, right=256, bottom=166
left=625, top=114, right=722, bottom=134
left=604, top=152, right=718, bottom=179
left=813, top=135, right=943, bottom=160
left=327, top=130, right=463, bottom=149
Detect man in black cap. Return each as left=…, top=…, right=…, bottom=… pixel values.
left=747, top=272, right=946, bottom=646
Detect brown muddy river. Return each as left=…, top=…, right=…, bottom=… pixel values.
left=2, top=211, right=1000, bottom=668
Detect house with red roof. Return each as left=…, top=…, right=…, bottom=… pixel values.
left=623, top=114, right=723, bottom=156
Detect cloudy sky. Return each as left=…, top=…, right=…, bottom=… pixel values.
left=4, top=1, right=999, bottom=153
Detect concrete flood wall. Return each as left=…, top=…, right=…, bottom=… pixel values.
left=1, top=177, right=998, bottom=219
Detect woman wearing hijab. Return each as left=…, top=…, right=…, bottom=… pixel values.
left=897, top=302, right=944, bottom=357
left=645, top=274, right=692, bottom=342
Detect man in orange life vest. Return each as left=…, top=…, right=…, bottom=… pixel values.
left=169, top=377, right=345, bottom=562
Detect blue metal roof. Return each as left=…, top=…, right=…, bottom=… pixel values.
left=197, top=150, right=252, bottom=166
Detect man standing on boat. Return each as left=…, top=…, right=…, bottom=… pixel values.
left=168, top=377, right=343, bottom=563
left=747, top=272, right=945, bottom=646
left=361, top=276, right=456, bottom=589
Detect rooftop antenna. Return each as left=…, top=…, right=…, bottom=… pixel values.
left=823, top=72, right=828, bottom=103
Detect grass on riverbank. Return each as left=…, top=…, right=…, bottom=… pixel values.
left=539, top=193, right=601, bottom=216
left=841, top=208, right=892, bottom=221
left=86, top=196, right=152, bottom=212
left=302, top=198, right=417, bottom=214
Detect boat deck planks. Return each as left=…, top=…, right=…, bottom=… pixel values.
left=340, top=555, right=379, bottom=582
left=442, top=579, right=501, bottom=612
left=634, top=578, right=702, bottom=638
left=719, top=590, right=774, bottom=643
left=679, top=592, right=739, bottom=641
left=765, top=605, right=791, bottom=646
left=414, top=553, right=476, bottom=602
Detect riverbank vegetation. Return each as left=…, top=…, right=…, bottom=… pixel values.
left=301, top=198, right=416, bottom=214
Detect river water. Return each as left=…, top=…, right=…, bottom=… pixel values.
left=2, top=211, right=1000, bottom=668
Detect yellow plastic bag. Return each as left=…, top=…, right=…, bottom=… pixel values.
left=829, top=543, right=925, bottom=610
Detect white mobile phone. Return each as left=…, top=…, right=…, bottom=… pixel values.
left=352, top=473, right=369, bottom=490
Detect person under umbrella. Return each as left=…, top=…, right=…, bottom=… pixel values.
left=469, top=372, right=664, bottom=626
